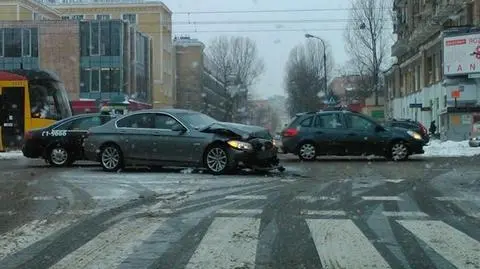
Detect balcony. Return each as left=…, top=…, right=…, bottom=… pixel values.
left=407, top=1, right=465, bottom=50
left=391, top=38, right=409, bottom=57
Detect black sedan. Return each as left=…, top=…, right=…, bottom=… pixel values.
left=83, top=109, right=282, bottom=174
left=22, top=113, right=113, bottom=167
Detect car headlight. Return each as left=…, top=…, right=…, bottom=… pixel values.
left=407, top=130, right=422, bottom=140
left=227, top=140, right=253, bottom=150
left=472, top=137, right=478, bottom=141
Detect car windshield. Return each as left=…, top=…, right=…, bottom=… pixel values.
left=179, top=112, right=218, bottom=129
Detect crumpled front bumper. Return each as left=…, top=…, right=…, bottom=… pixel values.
left=229, top=144, right=280, bottom=170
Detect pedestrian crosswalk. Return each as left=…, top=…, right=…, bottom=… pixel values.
left=1, top=207, right=479, bottom=269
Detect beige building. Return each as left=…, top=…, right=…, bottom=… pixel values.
left=0, top=0, right=174, bottom=108
left=50, top=0, right=174, bottom=108
left=174, top=37, right=229, bottom=120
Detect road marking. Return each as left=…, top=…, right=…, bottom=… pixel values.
left=301, top=210, right=347, bottom=216
left=435, top=196, right=480, bottom=202
left=295, top=196, right=338, bottom=202
left=185, top=217, right=260, bottom=269
left=0, top=211, right=16, bottom=216
left=398, top=220, right=480, bottom=269
left=385, top=179, right=405, bottom=183
left=307, top=219, right=392, bottom=269
left=91, top=196, right=137, bottom=200
left=0, top=219, right=75, bottom=260
left=382, top=211, right=429, bottom=218
left=49, top=217, right=164, bottom=269
left=31, top=196, right=64, bottom=201
left=216, top=209, right=263, bottom=215
left=362, top=196, right=403, bottom=201
left=225, top=195, right=267, bottom=200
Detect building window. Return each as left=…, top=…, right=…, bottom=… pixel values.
left=3, top=28, right=22, bottom=57
left=80, top=68, right=121, bottom=92
left=71, top=15, right=84, bottom=20
left=22, top=29, right=31, bottom=57
left=90, top=21, right=100, bottom=55
left=96, top=14, right=111, bottom=20
left=91, top=69, right=100, bottom=92
left=122, top=14, right=137, bottom=24
left=61, top=16, right=70, bottom=20
left=136, top=33, right=145, bottom=65
left=80, top=69, right=90, bottom=93
left=0, top=29, right=3, bottom=57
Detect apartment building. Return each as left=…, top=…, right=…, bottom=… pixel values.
left=386, top=0, right=480, bottom=140
left=174, top=36, right=229, bottom=121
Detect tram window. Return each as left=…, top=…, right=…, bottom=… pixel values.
left=30, top=82, right=70, bottom=120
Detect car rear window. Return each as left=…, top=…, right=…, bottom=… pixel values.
left=289, top=115, right=313, bottom=128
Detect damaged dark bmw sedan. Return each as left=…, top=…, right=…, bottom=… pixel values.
left=83, top=109, right=283, bottom=174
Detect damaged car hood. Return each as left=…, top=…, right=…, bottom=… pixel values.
left=202, top=122, right=272, bottom=139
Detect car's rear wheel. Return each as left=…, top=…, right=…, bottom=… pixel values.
left=389, top=141, right=409, bottom=161
left=47, top=146, right=72, bottom=167
left=100, top=144, right=124, bottom=172
left=298, top=142, right=316, bottom=161
left=204, top=145, right=235, bottom=175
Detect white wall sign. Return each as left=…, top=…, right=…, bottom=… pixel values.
left=444, top=33, right=480, bottom=76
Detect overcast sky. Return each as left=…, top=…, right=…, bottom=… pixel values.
left=161, top=0, right=354, bottom=99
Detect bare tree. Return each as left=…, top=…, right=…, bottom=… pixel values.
left=284, top=39, right=334, bottom=116
left=344, top=0, right=393, bottom=106
left=205, top=36, right=265, bottom=122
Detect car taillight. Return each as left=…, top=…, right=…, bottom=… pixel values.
left=282, top=128, right=298, bottom=137
left=24, top=131, right=33, bottom=140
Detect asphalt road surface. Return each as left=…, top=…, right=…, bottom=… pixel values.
left=0, top=155, right=479, bottom=269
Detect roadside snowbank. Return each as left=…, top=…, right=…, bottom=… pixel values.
left=423, top=140, right=480, bottom=157
left=0, top=151, right=24, bottom=160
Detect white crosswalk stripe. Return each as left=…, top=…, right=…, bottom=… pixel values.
left=49, top=217, right=165, bottom=269
left=398, top=220, right=480, bottom=269
left=185, top=217, right=260, bottom=269
left=307, top=219, right=392, bottom=268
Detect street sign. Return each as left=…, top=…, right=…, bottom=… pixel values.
left=409, top=103, right=422, bottom=108
left=451, top=90, right=461, bottom=98
left=421, top=107, right=432, bottom=111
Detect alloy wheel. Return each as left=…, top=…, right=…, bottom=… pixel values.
left=102, top=146, right=121, bottom=170
left=206, top=147, right=228, bottom=173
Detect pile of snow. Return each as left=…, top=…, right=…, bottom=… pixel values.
left=0, top=150, right=24, bottom=160
left=423, top=140, right=480, bottom=157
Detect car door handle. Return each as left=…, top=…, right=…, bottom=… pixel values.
left=347, top=133, right=357, bottom=136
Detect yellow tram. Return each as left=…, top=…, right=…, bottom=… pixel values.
left=0, top=70, right=72, bottom=151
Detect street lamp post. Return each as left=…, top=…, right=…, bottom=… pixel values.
left=305, top=34, right=328, bottom=95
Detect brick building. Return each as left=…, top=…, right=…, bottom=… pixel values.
left=174, top=36, right=229, bottom=120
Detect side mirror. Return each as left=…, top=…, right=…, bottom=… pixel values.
left=171, top=124, right=186, bottom=133
left=375, top=125, right=385, bottom=132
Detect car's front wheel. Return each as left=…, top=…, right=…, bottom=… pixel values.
left=204, top=145, right=235, bottom=175
left=388, top=141, right=409, bottom=161
left=100, top=144, right=124, bottom=172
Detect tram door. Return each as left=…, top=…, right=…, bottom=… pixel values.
left=0, top=87, right=25, bottom=149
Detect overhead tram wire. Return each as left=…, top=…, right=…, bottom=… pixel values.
left=174, top=7, right=393, bottom=14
